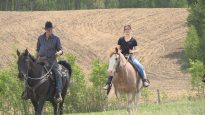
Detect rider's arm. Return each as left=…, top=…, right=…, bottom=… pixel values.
left=56, top=50, right=63, bottom=56
left=129, top=38, right=138, bottom=54
left=36, top=37, right=40, bottom=58
left=55, top=37, right=63, bottom=56
left=130, top=47, right=138, bottom=54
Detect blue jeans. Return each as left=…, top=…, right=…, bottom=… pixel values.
left=129, top=55, right=146, bottom=79
left=47, top=58, right=62, bottom=94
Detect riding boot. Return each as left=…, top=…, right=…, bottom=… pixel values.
left=53, top=69, right=63, bottom=103
left=103, top=76, right=113, bottom=90
left=141, top=71, right=150, bottom=87
left=142, top=78, right=150, bottom=87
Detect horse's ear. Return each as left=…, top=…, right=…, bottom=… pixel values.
left=17, top=49, right=20, bottom=56
left=115, top=47, right=118, bottom=53
left=24, top=49, right=29, bottom=56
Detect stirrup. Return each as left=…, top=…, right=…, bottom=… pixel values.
left=55, top=94, right=62, bottom=103
left=103, top=84, right=110, bottom=90
left=143, top=79, right=150, bottom=87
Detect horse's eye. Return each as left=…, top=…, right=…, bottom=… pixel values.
left=115, top=58, right=118, bottom=60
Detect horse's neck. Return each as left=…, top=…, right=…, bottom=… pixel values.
left=119, top=53, right=126, bottom=66
left=29, top=61, right=44, bottom=77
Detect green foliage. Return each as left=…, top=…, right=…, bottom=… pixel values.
left=60, top=53, right=86, bottom=113
left=184, top=25, right=200, bottom=61
left=188, top=59, right=205, bottom=89
left=185, top=0, right=205, bottom=95
left=90, top=58, right=108, bottom=87
left=141, top=88, right=153, bottom=103
left=0, top=0, right=188, bottom=11
left=187, top=0, right=205, bottom=63
left=69, top=99, right=205, bottom=115
left=160, top=91, right=168, bottom=102
left=60, top=55, right=108, bottom=113
left=0, top=53, right=109, bottom=114
left=0, top=63, right=31, bottom=115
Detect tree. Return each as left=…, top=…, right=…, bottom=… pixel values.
left=184, top=25, right=200, bottom=61
left=189, top=59, right=205, bottom=95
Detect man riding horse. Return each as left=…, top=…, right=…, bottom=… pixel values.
left=22, top=21, right=63, bottom=102
left=104, top=25, right=150, bottom=90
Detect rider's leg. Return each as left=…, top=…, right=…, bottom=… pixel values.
left=104, top=69, right=113, bottom=90
left=49, top=59, right=63, bottom=102
left=130, top=55, right=150, bottom=87
left=103, top=76, right=113, bottom=90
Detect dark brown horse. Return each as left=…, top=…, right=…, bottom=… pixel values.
left=17, top=49, right=72, bottom=115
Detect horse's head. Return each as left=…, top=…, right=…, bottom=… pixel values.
left=202, top=74, right=205, bottom=83
left=16, top=49, right=34, bottom=81
left=108, top=47, right=123, bottom=76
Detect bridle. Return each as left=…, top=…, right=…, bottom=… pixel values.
left=20, top=55, right=55, bottom=99
left=111, top=53, right=131, bottom=77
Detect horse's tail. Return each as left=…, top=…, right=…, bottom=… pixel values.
left=58, top=60, right=72, bottom=77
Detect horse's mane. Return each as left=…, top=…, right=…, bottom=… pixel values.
left=108, top=47, right=119, bottom=57
left=21, top=52, right=36, bottom=62
left=28, top=54, right=36, bottom=62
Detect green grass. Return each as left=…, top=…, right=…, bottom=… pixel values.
left=68, top=98, right=205, bottom=115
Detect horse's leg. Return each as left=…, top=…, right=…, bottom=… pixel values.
left=127, top=93, right=135, bottom=115
left=134, top=79, right=143, bottom=112
left=31, top=100, right=38, bottom=115
left=59, top=90, right=67, bottom=115
left=50, top=100, right=58, bottom=115
left=36, top=99, right=46, bottom=115
left=115, top=89, right=122, bottom=110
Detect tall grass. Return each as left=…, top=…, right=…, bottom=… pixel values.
left=69, top=98, right=205, bottom=115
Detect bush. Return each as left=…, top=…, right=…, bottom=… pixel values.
left=61, top=55, right=108, bottom=113
left=90, top=58, right=108, bottom=87
left=184, top=25, right=200, bottom=61
left=141, top=88, right=153, bottom=104
left=188, top=59, right=205, bottom=91
left=0, top=64, right=31, bottom=115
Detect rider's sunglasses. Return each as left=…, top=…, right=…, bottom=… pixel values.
left=124, top=28, right=131, bottom=30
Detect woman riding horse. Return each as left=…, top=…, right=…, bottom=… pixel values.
left=104, top=25, right=150, bottom=90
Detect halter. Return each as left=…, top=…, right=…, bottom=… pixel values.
left=111, top=53, right=131, bottom=77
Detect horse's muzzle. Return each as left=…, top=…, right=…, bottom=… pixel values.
left=108, top=69, right=113, bottom=76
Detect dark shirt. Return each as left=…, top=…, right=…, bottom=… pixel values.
left=118, top=36, right=137, bottom=55
left=36, top=33, right=62, bottom=58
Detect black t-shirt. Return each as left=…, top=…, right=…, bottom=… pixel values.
left=118, top=36, right=137, bottom=55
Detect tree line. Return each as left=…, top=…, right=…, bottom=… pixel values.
left=0, top=0, right=189, bottom=11
left=184, top=0, right=205, bottom=96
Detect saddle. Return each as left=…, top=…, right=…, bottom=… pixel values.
left=36, top=57, right=54, bottom=80
left=36, top=56, right=66, bottom=81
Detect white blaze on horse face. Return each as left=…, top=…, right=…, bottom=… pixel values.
left=108, top=54, right=119, bottom=76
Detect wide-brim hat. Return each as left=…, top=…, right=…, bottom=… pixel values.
left=44, top=21, right=54, bottom=29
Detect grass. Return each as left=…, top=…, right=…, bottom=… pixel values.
left=68, top=98, right=205, bottom=115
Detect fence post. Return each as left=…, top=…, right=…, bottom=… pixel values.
left=157, top=89, right=161, bottom=104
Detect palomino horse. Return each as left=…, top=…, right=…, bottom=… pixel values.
left=108, top=47, right=143, bottom=114
left=17, top=49, right=72, bottom=115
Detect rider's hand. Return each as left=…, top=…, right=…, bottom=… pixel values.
left=129, top=50, right=134, bottom=54
left=55, top=51, right=63, bottom=56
